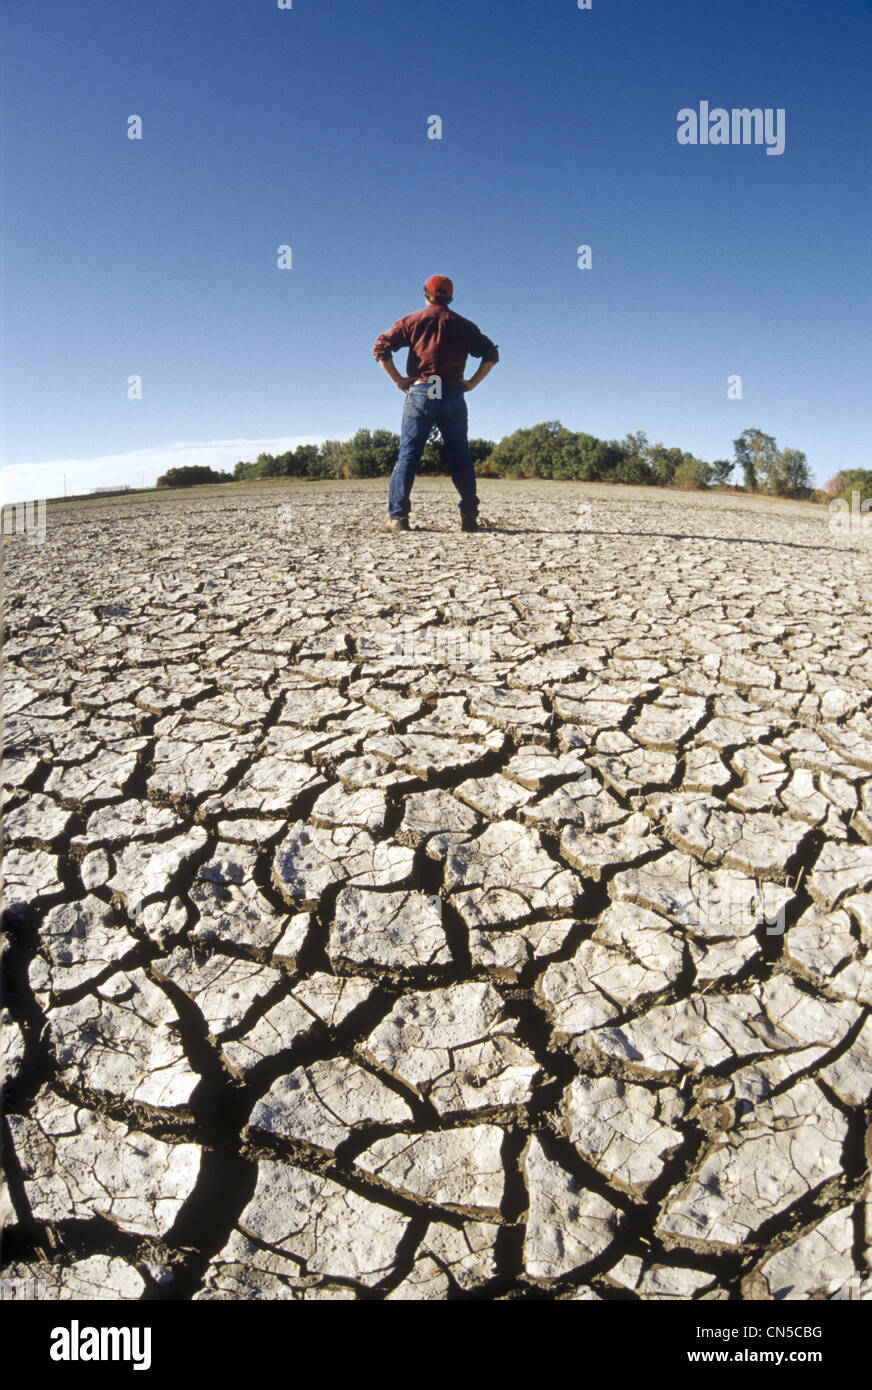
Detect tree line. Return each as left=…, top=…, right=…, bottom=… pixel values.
left=155, top=426, right=868, bottom=503
left=155, top=432, right=493, bottom=489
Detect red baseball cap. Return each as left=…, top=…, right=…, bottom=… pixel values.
left=424, top=274, right=454, bottom=301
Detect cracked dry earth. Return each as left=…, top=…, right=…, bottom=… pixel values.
left=2, top=477, right=872, bottom=1302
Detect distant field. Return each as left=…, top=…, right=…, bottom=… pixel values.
left=41, top=474, right=832, bottom=519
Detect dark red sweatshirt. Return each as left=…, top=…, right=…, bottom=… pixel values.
left=373, top=303, right=499, bottom=385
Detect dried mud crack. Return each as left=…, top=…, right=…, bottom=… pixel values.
left=2, top=477, right=872, bottom=1301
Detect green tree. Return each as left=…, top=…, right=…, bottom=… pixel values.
left=734, top=429, right=778, bottom=492
left=673, top=455, right=713, bottom=489
left=842, top=468, right=872, bottom=497
left=620, top=430, right=650, bottom=466
left=647, top=444, right=684, bottom=486
left=611, top=432, right=652, bottom=485
left=770, top=447, right=813, bottom=499
left=515, top=422, right=564, bottom=477
left=583, top=438, right=622, bottom=481
left=291, top=444, right=321, bottom=477
left=340, top=429, right=400, bottom=478
left=488, top=428, right=528, bottom=476
left=612, top=453, right=652, bottom=485
left=469, top=438, right=495, bottom=469
left=156, top=465, right=231, bottom=487
left=710, top=458, right=735, bottom=486
left=311, top=440, right=343, bottom=478
left=253, top=451, right=281, bottom=478
left=825, top=468, right=872, bottom=504
left=487, top=422, right=572, bottom=479
left=419, top=427, right=445, bottom=473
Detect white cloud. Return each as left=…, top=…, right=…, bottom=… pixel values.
left=0, top=436, right=334, bottom=504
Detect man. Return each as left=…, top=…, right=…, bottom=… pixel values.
left=372, top=275, right=499, bottom=532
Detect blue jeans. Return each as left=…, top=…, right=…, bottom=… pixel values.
left=388, top=383, right=479, bottom=520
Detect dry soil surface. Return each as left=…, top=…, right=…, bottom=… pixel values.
left=2, top=478, right=872, bottom=1301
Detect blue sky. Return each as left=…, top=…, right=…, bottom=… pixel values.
left=2, top=0, right=870, bottom=501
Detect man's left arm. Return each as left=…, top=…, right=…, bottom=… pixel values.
left=379, top=356, right=413, bottom=392
left=373, top=321, right=413, bottom=392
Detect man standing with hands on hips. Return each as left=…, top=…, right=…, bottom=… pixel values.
left=372, top=275, right=499, bottom=532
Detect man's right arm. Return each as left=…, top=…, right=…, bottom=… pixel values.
left=462, top=326, right=499, bottom=391
left=462, top=359, right=496, bottom=391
